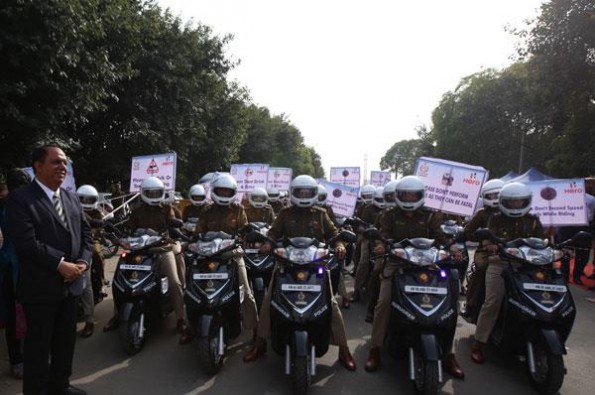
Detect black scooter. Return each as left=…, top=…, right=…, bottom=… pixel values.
left=243, top=222, right=275, bottom=312
left=269, top=231, right=355, bottom=395
left=462, top=229, right=591, bottom=395
left=366, top=228, right=460, bottom=395
left=183, top=231, right=243, bottom=375
left=111, top=226, right=174, bottom=355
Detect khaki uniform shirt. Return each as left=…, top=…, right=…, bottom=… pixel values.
left=245, top=205, right=275, bottom=225
left=268, top=206, right=339, bottom=245
left=484, top=212, right=544, bottom=240
left=270, top=201, right=285, bottom=215
left=182, top=202, right=211, bottom=221
left=360, top=205, right=382, bottom=226
left=195, top=203, right=248, bottom=235
left=379, top=208, right=439, bottom=241
left=127, top=203, right=176, bottom=234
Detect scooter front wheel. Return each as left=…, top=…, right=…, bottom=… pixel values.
left=292, top=356, right=310, bottom=395
left=196, top=327, right=224, bottom=375
left=413, top=348, right=439, bottom=395
left=528, top=346, right=565, bottom=395
left=119, top=307, right=144, bottom=355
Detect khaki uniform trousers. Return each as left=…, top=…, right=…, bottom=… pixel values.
left=80, top=241, right=102, bottom=322
left=172, top=241, right=186, bottom=288
left=354, top=239, right=371, bottom=291
left=256, top=266, right=348, bottom=347
left=474, top=259, right=507, bottom=343
left=158, top=250, right=185, bottom=321
left=234, top=256, right=259, bottom=330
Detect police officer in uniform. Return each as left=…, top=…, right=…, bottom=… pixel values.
left=76, top=185, right=105, bottom=338
left=245, top=187, right=275, bottom=225
left=103, top=177, right=193, bottom=344
left=193, top=174, right=259, bottom=335
left=267, top=187, right=285, bottom=214
left=364, top=176, right=465, bottom=379
left=471, top=182, right=544, bottom=364
left=182, top=184, right=210, bottom=221
left=463, top=179, right=505, bottom=316
left=243, top=175, right=357, bottom=371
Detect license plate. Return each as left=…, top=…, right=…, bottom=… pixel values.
left=119, top=264, right=151, bottom=271
left=404, top=285, right=447, bottom=295
left=281, top=284, right=321, bottom=292
left=193, top=273, right=229, bottom=280
left=522, top=283, right=567, bottom=293
left=244, top=248, right=259, bottom=254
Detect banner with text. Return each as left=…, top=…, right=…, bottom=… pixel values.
left=527, top=179, right=587, bottom=226
left=267, top=167, right=292, bottom=191
left=371, top=171, right=391, bottom=187
left=330, top=167, right=361, bottom=187
left=230, top=163, right=269, bottom=193
left=414, top=157, right=488, bottom=217
left=129, top=153, right=177, bottom=192
left=319, top=180, right=359, bottom=217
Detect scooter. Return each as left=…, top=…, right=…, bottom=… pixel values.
left=183, top=231, right=244, bottom=375
left=110, top=226, right=174, bottom=355
left=243, top=222, right=275, bottom=312
left=365, top=228, right=460, bottom=395
left=268, top=231, right=355, bottom=395
left=462, top=228, right=591, bottom=395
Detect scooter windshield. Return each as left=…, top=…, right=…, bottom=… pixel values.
left=189, top=238, right=235, bottom=256
left=120, top=234, right=162, bottom=250
left=405, top=246, right=439, bottom=266
left=286, top=245, right=326, bottom=264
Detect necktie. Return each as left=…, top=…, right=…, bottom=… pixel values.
left=53, top=192, right=68, bottom=228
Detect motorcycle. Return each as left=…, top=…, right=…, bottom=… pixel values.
left=243, top=222, right=275, bottom=312
left=268, top=231, right=355, bottom=395
left=365, top=227, right=460, bottom=395
left=110, top=225, right=177, bottom=355
left=461, top=228, right=591, bottom=395
left=183, top=231, right=244, bottom=375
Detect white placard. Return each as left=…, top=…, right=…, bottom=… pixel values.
left=230, top=163, right=269, bottom=193
left=414, top=157, right=488, bottom=217
left=24, top=161, right=77, bottom=193
left=119, top=264, right=152, bottom=271
left=267, top=167, right=292, bottom=191
left=330, top=167, right=361, bottom=187
left=281, top=284, right=322, bottom=292
left=319, top=180, right=359, bottom=217
left=404, top=285, right=448, bottom=295
left=371, top=171, right=391, bottom=187
left=193, top=273, right=229, bottom=280
left=527, top=179, right=587, bottom=226
left=522, top=283, right=567, bottom=293
left=129, top=153, right=177, bottom=193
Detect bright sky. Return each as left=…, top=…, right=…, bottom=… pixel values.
left=157, top=0, right=546, bottom=181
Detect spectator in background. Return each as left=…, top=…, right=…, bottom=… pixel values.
left=0, top=168, right=32, bottom=380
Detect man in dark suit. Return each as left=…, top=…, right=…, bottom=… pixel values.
left=7, top=144, right=92, bottom=395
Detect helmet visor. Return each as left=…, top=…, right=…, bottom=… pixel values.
left=190, top=194, right=205, bottom=202
left=483, top=192, right=499, bottom=201
left=384, top=192, right=396, bottom=203
left=501, top=197, right=531, bottom=210
left=143, top=189, right=163, bottom=199
left=361, top=192, right=373, bottom=200
left=79, top=195, right=97, bottom=205
left=397, top=190, right=423, bottom=203
left=292, top=187, right=317, bottom=200
left=374, top=197, right=384, bottom=204
left=214, top=187, right=235, bottom=198
left=251, top=195, right=267, bottom=203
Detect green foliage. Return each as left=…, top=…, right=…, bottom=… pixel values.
left=380, top=125, right=434, bottom=176
left=0, top=0, right=323, bottom=190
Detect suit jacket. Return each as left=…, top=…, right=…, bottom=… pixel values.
left=6, top=181, right=93, bottom=303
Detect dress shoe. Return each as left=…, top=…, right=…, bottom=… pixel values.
left=50, top=385, right=87, bottom=395
left=243, top=338, right=267, bottom=362
left=471, top=341, right=485, bottom=364
left=178, top=320, right=194, bottom=345
left=443, top=353, right=465, bottom=379
left=103, top=317, right=119, bottom=332
left=338, top=346, right=356, bottom=371
left=365, top=346, right=381, bottom=372
left=81, top=322, right=94, bottom=338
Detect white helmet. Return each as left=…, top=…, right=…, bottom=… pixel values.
left=481, top=178, right=505, bottom=208
left=382, top=180, right=399, bottom=208
left=189, top=184, right=207, bottom=206
left=211, top=174, right=237, bottom=206
left=267, top=187, right=280, bottom=202
left=395, top=175, right=425, bottom=211
left=290, top=175, right=318, bottom=208
left=249, top=187, right=268, bottom=209
left=316, top=185, right=328, bottom=206
left=140, top=177, right=165, bottom=206
left=76, top=184, right=99, bottom=210
left=360, top=184, right=376, bottom=205
left=499, top=182, right=532, bottom=218
left=373, top=186, right=385, bottom=209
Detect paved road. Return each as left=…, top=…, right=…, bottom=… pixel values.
left=2, top=256, right=595, bottom=395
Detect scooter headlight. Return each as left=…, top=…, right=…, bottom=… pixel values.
left=505, top=248, right=523, bottom=259
left=390, top=248, right=407, bottom=259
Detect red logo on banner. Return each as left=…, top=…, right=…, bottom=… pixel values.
left=146, top=159, right=159, bottom=174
